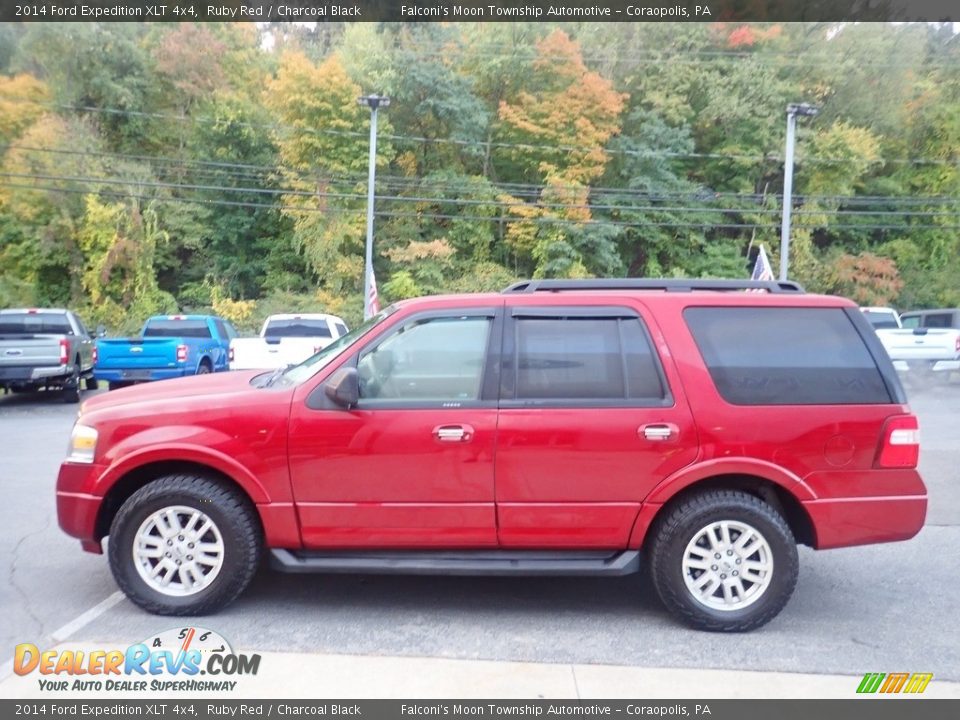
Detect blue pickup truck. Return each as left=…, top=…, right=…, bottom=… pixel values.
left=94, top=315, right=237, bottom=390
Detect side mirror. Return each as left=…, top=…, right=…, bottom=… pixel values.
left=324, top=367, right=359, bottom=408
left=95, top=325, right=106, bottom=338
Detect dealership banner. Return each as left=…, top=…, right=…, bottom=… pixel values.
left=2, top=0, right=957, bottom=23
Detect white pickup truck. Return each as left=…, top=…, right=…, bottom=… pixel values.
left=875, top=308, right=960, bottom=382
left=229, top=313, right=349, bottom=371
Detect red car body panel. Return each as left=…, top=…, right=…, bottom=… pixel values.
left=56, top=290, right=927, bottom=556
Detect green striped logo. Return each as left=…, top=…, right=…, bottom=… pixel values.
left=857, top=672, right=933, bottom=694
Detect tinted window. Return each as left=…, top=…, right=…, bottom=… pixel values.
left=265, top=319, right=332, bottom=339
left=923, top=313, right=955, bottom=329
left=900, top=315, right=920, bottom=329
left=684, top=307, right=890, bottom=405
left=334, top=322, right=349, bottom=337
left=513, top=317, right=664, bottom=401
left=143, top=320, right=212, bottom=339
left=0, top=313, right=73, bottom=335
left=861, top=310, right=899, bottom=329
left=357, top=316, right=491, bottom=402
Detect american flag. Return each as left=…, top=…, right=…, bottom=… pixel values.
left=366, top=268, right=380, bottom=318
left=750, top=244, right=775, bottom=283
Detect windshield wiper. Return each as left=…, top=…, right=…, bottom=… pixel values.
left=261, top=364, right=295, bottom=388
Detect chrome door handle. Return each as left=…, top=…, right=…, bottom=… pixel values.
left=433, top=425, right=474, bottom=442
left=640, top=423, right=678, bottom=441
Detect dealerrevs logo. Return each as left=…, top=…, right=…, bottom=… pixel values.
left=14, top=627, right=260, bottom=692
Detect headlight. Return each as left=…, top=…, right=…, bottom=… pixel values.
left=67, top=424, right=98, bottom=464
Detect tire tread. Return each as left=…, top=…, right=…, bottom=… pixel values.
left=648, top=489, right=798, bottom=632
left=108, top=474, right=261, bottom=616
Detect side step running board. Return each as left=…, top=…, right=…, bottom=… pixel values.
left=270, top=549, right=641, bottom=577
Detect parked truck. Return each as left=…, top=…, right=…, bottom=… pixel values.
left=229, top=313, right=348, bottom=371
left=875, top=308, right=960, bottom=384
left=94, top=315, right=236, bottom=390
left=0, top=308, right=96, bottom=402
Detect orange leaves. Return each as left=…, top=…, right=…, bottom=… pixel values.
left=498, top=30, right=626, bottom=186
left=832, top=253, right=904, bottom=306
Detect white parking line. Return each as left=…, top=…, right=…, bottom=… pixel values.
left=50, top=590, right=125, bottom=642
left=0, top=591, right=125, bottom=680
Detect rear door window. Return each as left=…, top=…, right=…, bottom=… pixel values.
left=504, top=310, right=668, bottom=405
left=684, top=307, right=891, bottom=405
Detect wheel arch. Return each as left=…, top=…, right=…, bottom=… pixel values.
left=634, top=472, right=817, bottom=549
left=93, top=460, right=261, bottom=543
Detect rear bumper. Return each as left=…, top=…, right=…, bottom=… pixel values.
left=93, top=367, right=189, bottom=382
left=803, top=495, right=927, bottom=549
left=0, top=364, right=71, bottom=385
left=892, top=359, right=960, bottom=373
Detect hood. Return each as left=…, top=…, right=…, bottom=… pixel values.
left=81, top=370, right=266, bottom=415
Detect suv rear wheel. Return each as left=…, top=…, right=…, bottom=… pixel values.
left=648, top=489, right=798, bottom=632
left=108, top=474, right=262, bottom=615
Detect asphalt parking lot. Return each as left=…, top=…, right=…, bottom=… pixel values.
left=1, top=382, right=958, bottom=682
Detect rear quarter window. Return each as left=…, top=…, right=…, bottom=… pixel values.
left=684, top=307, right=891, bottom=405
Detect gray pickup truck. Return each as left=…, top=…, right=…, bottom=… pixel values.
left=0, top=308, right=97, bottom=403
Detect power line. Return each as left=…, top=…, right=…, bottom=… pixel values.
left=5, top=170, right=960, bottom=221
left=5, top=145, right=960, bottom=208
left=4, top=178, right=959, bottom=232
left=3, top=96, right=958, bottom=166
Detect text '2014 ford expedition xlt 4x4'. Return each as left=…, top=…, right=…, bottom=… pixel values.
left=56, top=279, right=926, bottom=631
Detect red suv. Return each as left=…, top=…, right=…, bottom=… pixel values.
left=57, top=279, right=926, bottom=631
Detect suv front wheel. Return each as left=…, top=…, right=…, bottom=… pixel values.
left=108, top=474, right=262, bottom=615
left=648, top=489, right=798, bottom=632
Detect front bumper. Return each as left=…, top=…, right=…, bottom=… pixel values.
left=56, top=462, right=104, bottom=550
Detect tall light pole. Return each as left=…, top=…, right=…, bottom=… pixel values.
left=780, top=102, right=819, bottom=281
left=358, top=94, right=390, bottom=319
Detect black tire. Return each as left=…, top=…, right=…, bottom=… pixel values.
left=196, top=360, right=212, bottom=375
left=647, top=490, right=798, bottom=632
left=108, top=474, right=262, bottom=615
left=85, top=376, right=99, bottom=391
left=61, top=364, right=81, bottom=404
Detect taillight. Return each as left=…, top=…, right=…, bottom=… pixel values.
left=955, top=336, right=960, bottom=353
left=92, top=347, right=98, bottom=365
left=176, top=344, right=188, bottom=363
left=876, top=415, right=920, bottom=468
left=59, top=339, right=69, bottom=365
left=228, top=346, right=235, bottom=362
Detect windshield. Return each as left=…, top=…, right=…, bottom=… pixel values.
left=264, top=308, right=394, bottom=388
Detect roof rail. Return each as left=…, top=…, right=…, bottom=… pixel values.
left=502, top=279, right=806, bottom=294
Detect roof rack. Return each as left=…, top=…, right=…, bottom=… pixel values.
left=502, top=279, right=805, bottom=294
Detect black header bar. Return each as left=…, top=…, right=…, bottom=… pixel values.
left=1, top=700, right=959, bottom=720
left=2, top=1, right=957, bottom=23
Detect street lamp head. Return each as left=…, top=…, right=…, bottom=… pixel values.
left=787, top=102, right=819, bottom=117
left=358, top=94, right=391, bottom=111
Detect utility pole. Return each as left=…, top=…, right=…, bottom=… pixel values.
left=358, top=94, right=390, bottom=319
left=780, top=102, right=819, bottom=281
